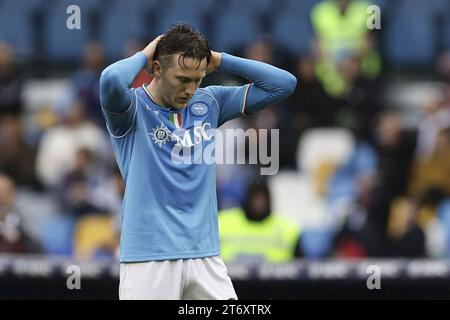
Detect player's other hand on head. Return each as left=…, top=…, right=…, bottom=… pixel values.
left=206, top=50, right=222, bottom=74
left=142, top=35, right=163, bottom=73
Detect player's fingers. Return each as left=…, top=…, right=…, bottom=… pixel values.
left=143, top=35, right=164, bottom=61
left=151, top=35, right=163, bottom=47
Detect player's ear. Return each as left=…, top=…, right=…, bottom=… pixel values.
left=152, top=60, right=162, bottom=78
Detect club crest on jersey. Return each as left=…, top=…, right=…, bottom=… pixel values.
left=189, top=102, right=208, bottom=116
left=149, top=124, right=171, bottom=147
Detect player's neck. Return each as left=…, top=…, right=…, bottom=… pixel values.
left=146, top=81, right=171, bottom=109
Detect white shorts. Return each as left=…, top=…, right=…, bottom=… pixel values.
left=119, top=256, right=237, bottom=300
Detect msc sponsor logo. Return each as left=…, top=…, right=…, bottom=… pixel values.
left=171, top=123, right=213, bottom=148
left=149, top=124, right=171, bottom=147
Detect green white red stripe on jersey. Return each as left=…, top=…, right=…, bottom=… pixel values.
left=170, top=112, right=182, bottom=128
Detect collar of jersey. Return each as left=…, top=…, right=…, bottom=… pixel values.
left=141, top=84, right=180, bottom=113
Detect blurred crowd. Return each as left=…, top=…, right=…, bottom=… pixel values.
left=1, top=0, right=450, bottom=262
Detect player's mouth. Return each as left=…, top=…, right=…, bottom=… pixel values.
left=178, top=97, right=190, bottom=103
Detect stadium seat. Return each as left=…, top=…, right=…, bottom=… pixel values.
left=271, top=11, right=313, bottom=56
left=368, top=0, right=390, bottom=10
left=279, top=0, right=320, bottom=12
left=100, top=0, right=158, bottom=60
left=38, top=214, right=76, bottom=256
left=154, top=0, right=214, bottom=36
left=270, top=0, right=314, bottom=55
left=296, top=128, right=354, bottom=173
left=222, top=0, right=273, bottom=18
left=73, top=214, right=117, bottom=259
left=268, top=171, right=328, bottom=229
left=384, top=0, right=446, bottom=67
left=442, top=1, right=450, bottom=50
left=0, top=0, right=39, bottom=58
left=212, top=11, right=262, bottom=53
left=42, top=0, right=102, bottom=62
left=300, top=228, right=334, bottom=258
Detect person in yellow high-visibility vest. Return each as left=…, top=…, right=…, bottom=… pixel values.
left=311, top=0, right=381, bottom=98
left=218, top=181, right=302, bottom=263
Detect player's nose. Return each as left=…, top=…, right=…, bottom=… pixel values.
left=185, top=84, right=196, bottom=96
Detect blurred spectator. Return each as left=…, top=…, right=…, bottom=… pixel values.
left=365, top=112, right=417, bottom=256
left=327, top=140, right=377, bottom=220
left=415, top=96, right=450, bottom=160
left=408, top=128, right=450, bottom=205
left=289, top=55, right=334, bottom=127
left=311, top=0, right=381, bottom=98
left=336, top=53, right=383, bottom=139
left=385, top=198, right=426, bottom=258
left=64, top=42, right=105, bottom=124
left=408, top=128, right=450, bottom=257
left=0, top=42, right=23, bottom=117
left=36, top=100, right=111, bottom=188
left=0, top=174, right=41, bottom=253
left=219, top=180, right=301, bottom=263
left=312, top=0, right=371, bottom=61
left=332, top=172, right=377, bottom=258
left=59, top=148, right=111, bottom=217
left=436, top=52, right=450, bottom=83
left=70, top=164, right=124, bottom=259
left=372, top=112, right=417, bottom=198
left=0, top=115, right=40, bottom=189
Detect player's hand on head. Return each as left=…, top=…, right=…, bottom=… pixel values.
left=142, top=35, right=163, bottom=73
left=206, top=50, right=222, bottom=74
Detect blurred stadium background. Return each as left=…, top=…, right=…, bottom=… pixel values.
left=1, top=0, right=450, bottom=299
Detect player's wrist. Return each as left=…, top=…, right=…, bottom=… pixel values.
left=141, top=50, right=151, bottom=60
left=134, top=51, right=151, bottom=73
left=141, top=35, right=163, bottom=63
left=213, top=51, right=222, bottom=67
left=207, top=51, right=222, bottom=74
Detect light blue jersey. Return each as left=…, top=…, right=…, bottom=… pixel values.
left=99, top=52, right=297, bottom=262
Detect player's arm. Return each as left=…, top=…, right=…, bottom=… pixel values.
left=100, top=35, right=161, bottom=112
left=220, top=52, right=297, bottom=111
left=99, top=52, right=147, bottom=113
left=99, top=36, right=161, bottom=135
left=207, top=52, right=297, bottom=125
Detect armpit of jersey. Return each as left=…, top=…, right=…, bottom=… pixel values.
left=101, top=88, right=138, bottom=138
left=199, top=85, right=251, bottom=127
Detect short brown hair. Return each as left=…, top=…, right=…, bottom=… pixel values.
left=154, top=23, right=211, bottom=69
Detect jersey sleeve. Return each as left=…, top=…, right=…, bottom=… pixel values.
left=99, top=52, right=147, bottom=137
left=100, top=89, right=137, bottom=138
left=206, top=53, right=297, bottom=127
left=204, top=84, right=251, bottom=126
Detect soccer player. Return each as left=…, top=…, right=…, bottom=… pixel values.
left=99, top=24, right=297, bottom=300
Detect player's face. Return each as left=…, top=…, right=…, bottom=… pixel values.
left=158, top=54, right=207, bottom=110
